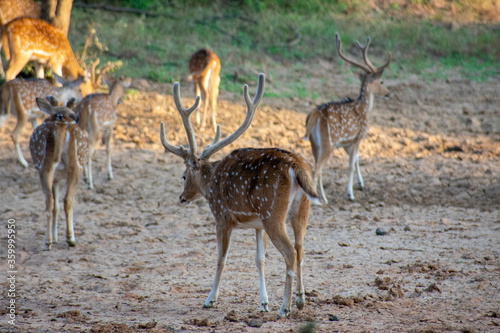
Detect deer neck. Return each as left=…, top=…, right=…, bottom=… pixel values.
left=357, top=76, right=375, bottom=112
left=109, top=84, right=126, bottom=106
left=198, top=160, right=221, bottom=198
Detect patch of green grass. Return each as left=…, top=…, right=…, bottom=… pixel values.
left=68, top=2, right=500, bottom=99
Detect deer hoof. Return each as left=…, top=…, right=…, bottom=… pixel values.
left=260, top=303, right=269, bottom=312
left=203, top=300, right=216, bottom=308
left=67, top=239, right=76, bottom=247
left=43, top=243, right=52, bottom=251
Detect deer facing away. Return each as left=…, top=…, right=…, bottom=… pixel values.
left=0, top=74, right=85, bottom=167
left=305, top=33, right=391, bottom=202
left=160, top=74, right=321, bottom=317
left=74, top=76, right=131, bottom=189
left=0, top=16, right=92, bottom=95
left=185, top=48, right=221, bottom=132
left=29, top=97, right=89, bottom=250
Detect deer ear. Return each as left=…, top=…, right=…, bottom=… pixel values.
left=36, top=97, right=54, bottom=115
left=188, top=156, right=200, bottom=170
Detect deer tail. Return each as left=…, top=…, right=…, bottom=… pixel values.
left=293, top=163, right=322, bottom=206
left=304, top=109, right=320, bottom=141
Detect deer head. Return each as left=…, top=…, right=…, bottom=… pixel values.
left=335, top=33, right=391, bottom=95
left=160, top=74, right=264, bottom=204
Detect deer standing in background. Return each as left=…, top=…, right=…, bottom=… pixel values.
left=0, top=74, right=85, bottom=167
left=160, top=74, right=321, bottom=317
left=186, top=49, right=221, bottom=132
left=305, top=33, right=391, bottom=202
left=74, top=76, right=131, bottom=189
left=0, top=0, right=40, bottom=26
left=30, top=97, right=89, bottom=250
left=0, top=17, right=92, bottom=94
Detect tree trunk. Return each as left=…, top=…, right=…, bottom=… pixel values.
left=40, top=0, right=74, bottom=36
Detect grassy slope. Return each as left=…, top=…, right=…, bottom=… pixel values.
left=68, top=2, right=500, bottom=98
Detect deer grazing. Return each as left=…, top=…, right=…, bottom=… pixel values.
left=0, top=74, right=85, bottom=167
left=185, top=48, right=221, bottom=132
left=29, top=97, right=89, bottom=250
left=74, top=76, right=131, bottom=189
left=160, top=73, right=321, bottom=317
left=305, top=33, right=391, bottom=202
left=0, top=17, right=92, bottom=94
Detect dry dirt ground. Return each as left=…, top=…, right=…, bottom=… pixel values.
left=0, top=65, right=499, bottom=332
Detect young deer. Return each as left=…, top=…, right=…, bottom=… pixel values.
left=0, top=0, right=40, bottom=26
left=0, top=17, right=92, bottom=94
left=305, top=33, right=391, bottom=202
left=185, top=49, right=221, bottom=132
left=29, top=97, right=89, bottom=250
left=0, top=74, right=85, bottom=167
left=74, top=76, right=131, bottom=189
left=160, top=74, right=321, bottom=317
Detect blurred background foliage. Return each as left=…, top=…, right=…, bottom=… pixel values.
left=71, top=0, right=500, bottom=94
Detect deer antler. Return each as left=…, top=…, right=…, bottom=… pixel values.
left=335, top=33, right=372, bottom=73
left=200, top=73, right=265, bottom=160
left=160, top=82, right=201, bottom=158
left=354, top=37, right=377, bottom=73
left=354, top=37, right=392, bottom=73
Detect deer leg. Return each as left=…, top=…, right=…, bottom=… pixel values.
left=194, top=82, right=202, bottom=126
left=345, top=145, right=360, bottom=201
left=290, top=195, right=310, bottom=311
left=199, top=83, right=209, bottom=130
left=255, top=229, right=269, bottom=312
left=310, top=121, right=330, bottom=203
left=204, top=226, right=233, bottom=309
left=354, top=153, right=364, bottom=190
left=209, top=75, right=220, bottom=133
left=51, top=181, right=60, bottom=244
left=104, top=128, right=113, bottom=180
left=34, top=62, right=45, bottom=79
left=64, top=167, right=80, bottom=247
left=5, top=53, right=31, bottom=81
left=86, top=133, right=99, bottom=189
left=11, top=107, right=29, bottom=167
left=264, top=212, right=296, bottom=317
left=40, top=170, right=54, bottom=250
left=0, top=114, right=7, bottom=131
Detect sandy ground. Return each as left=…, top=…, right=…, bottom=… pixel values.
left=0, top=66, right=499, bottom=332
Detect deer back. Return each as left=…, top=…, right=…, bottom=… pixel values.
left=188, top=49, right=221, bottom=80
left=5, top=18, right=84, bottom=79
left=74, top=93, right=115, bottom=133
left=30, top=114, right=89, bottom=172
left=205, top=148, right=318, bottom=221
left=1, top=77, right=83, bottom=118
left=0, top=0, right=40, bottom=26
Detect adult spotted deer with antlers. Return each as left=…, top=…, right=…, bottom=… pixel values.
left=74, top=76, right=131, bottom=189
left=305, top=33, right=391, bottom=203
left=160, top=74, right=321, bottom=317
left=30, top=97, right=89, bottom=250
left=0, top=74, right=85, bottom=167
left=185, top=48, right=221, bottom=132
left=0, top=17, right=92, bottom=93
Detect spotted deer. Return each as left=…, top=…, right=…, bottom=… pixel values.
left=185, top=48, right=221, bottom=132
left=29, top=97, right=89, bottom=250
left=0, top=74, right=85, bottom=167
left=0, top=17, right=92, bottom=93
left=0, top=0, right=40, bottom=26
left=0, top=0, right=41, bottom=76
left=74, top=76, right=131, bottom=189
left=160, top=74, right=321, bottom=317
left=305, top=33, right=391, bottom=202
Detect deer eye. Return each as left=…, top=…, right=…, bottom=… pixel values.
left=380, top=80, right=384, bottom=84
left=181, top=175, right=186, bottom=181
